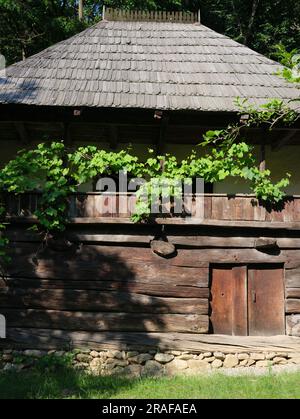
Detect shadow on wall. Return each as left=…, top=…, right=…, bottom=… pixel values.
left=0, top=234, right=168, bottom=352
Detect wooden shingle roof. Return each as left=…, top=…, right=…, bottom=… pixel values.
left=0, top=18, right=299, bottom=112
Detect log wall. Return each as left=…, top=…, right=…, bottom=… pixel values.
left=1, top=220, right=300, bottom=350
left=4, top=193, right=300, bottom=223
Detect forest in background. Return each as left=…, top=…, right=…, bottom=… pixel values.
left=0, top=0, right=299, bottom=66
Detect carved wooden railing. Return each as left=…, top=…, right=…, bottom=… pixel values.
left=3, top=193, right=300, bottom=226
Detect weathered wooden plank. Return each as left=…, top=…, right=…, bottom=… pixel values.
left=7, top=215, right=300, bottom=230
left=248, top=266, right=285, bottom=336
left=6, top=227, right=300, bottom=249
left=4, top=278, right=209, bottom=298
left=286, top=288, right=300, bottom=299
left=286, top=314, right=300, bottom=336
left=286, top=299, right=300, bottom=314
left=285, top=269, right=300, bottom=288
left=170, top=236, right=300, bottom=249
left=204, top=195, right=212, bottom=219
left=2, top=309, right=209, bottom=334
left=266, top=208, right=285, bottom=222
left=2, top=328, right=300, bottom=353
left=5, top=249, right=209, bottom=284
left=0, top=288, right=208, bottom=314
left=7, top=243, right=294, bottom=273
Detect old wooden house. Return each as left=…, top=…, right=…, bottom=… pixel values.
left=0, top=9, right=300, bottom=355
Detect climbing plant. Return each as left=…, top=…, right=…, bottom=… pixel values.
left=0, top=98, right=298, bottom=262
left=274, top=44, right=300, bottom=84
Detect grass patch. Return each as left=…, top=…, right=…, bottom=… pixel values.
left=0, top=367, right=299, bottom=399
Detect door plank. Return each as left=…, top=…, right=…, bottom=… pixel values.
left=210, top=266, right=247, bottom=335
left=248, top=266, right=285, bottom=336
left=232, top=266, right=248, bottom=336
left=210, top=267, right=233, bottom=335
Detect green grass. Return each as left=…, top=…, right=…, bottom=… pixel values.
left=0, top=368, right=299, bottom=399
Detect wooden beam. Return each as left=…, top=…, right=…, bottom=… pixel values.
left=6, top=215, right=300, bottom=230
left=156, top=115, right=169, bottom=154
left=14, top=122, right=30, bottom=144
left=259, top=143, right=266, bottom=171
left=3, top=328, right=300, bottom=352
left=272, top=130, right=298, bottom=151
left=109, top=125, right=118, bottom=150
left=0, top=105, right=240, bottom=128
left=63, top=122, right=72, bottom=145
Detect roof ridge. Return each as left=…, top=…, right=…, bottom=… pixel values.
left=103, top=8, right=199, bottom=24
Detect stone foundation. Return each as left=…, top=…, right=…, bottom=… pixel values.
left=1, top=349, right=300, bottom=376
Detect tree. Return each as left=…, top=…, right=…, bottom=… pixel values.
left=0, top=1, right=90, bottom=65
left=0, top=1, right=299, bottom=66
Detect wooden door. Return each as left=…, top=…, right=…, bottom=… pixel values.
left=248, top=265, right=285, bottom=336
left=210, top=264, right=284, bottom=336
left=210, top=265, right=248, bottom=335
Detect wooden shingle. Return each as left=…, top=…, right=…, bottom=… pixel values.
left=0, top=20, right=299, bottom=112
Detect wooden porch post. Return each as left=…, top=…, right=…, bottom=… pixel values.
left=259, top=143, right=266, bottom=171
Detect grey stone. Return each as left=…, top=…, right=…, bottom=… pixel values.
left=239, top=359, right=248, bottom=366
left=166, top=359, right=189, bottom=373
left=122, top=364, right=142, bottom=378
left=142, top=360, right=164, bottom=377
left=273, top=357, right=288, bottom=365
left=187, top=359, right=211, bottom=375
left=237, top=353, right=249, bottom=360
left=104, top=359, right=128, bottom=369
left=106, top=350, right=123, bottom=359
left=114, top=360, right=129, bottom=367
left=129, top=353, right=153, bottom=365
left=247, top=359, right=256, bottom=367
left=265, top=352, right=276, bottom=360
left=273, top=352, right=288, bottom=358
left=211, top=359, right=223, bottom=369
left=24, top=350, right=45, bottom=358
left=223, top=355, right=239, bottom=368
left=187, top=359, right=210, bottom=371
left=203, top=352, right=212, bottom=357
left=126, top=351, right=139, bottom=359
left=89, top=358, right=103, bottom=375
left=154, top=353, right=174, bottom=364
left=90, top=351, right=100, bottom=358
left=256, top=360, right=271, bottom=367
left=214, top=352, right=225, bottom=360
left=204, top=356, right=215, bottom=363
left=250, top=353, right=265, bottom=361
left=106, top=358, right=116, bottom=365
left=76, top=353, right=92, bottom=363
left=177, top=354, right=193, bottom=360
